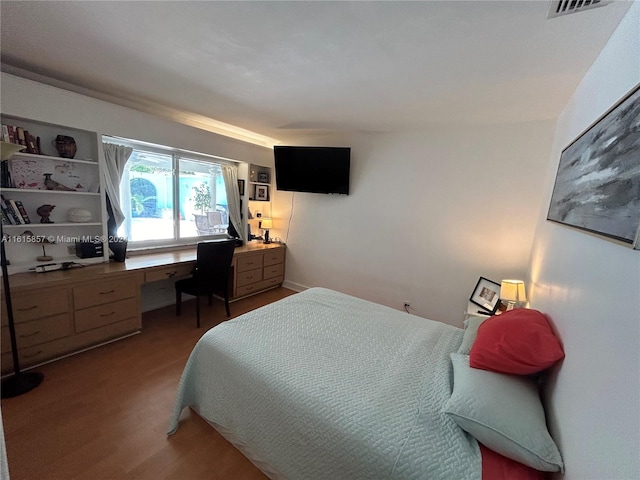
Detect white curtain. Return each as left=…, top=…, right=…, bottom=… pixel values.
left=102, top=143, right=133, bottom=230
left=0, top=408, right=8, bottom=480
left=222, top=164, right=244, bottom=241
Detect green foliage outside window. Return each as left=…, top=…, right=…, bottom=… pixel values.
left=192, top=183, right=211, bottom=214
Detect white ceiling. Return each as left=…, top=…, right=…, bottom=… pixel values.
left=0, top=1, right=633, bottom=144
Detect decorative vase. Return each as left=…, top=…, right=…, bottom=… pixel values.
left=53, top=135, right=77, bottom=159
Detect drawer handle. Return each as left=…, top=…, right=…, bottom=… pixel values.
left=23, top=350, right=43, bottom=359
left=100, top=290, right=116, bottom=295
left=20, top=331, right=41, bottom=338
left=17, top=305, right=38, bottom=312
left=100, top=311, right=116, bottom=317
left=166, top=271, right=177, bottom=278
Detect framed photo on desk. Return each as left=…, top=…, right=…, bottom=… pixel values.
left=469, top=276, right=501, bottom=314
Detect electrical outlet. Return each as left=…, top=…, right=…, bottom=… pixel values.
left=67, top=245, right=76, bottom=255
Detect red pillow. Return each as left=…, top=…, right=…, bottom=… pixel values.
left=469, top=308, right=564, bottom=375
left=480, top=443, right=550, bottom=480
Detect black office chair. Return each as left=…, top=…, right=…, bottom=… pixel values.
left=175, top=239, right=236, bottom=327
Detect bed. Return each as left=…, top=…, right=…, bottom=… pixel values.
left=168, top=287, right=563, bottom=479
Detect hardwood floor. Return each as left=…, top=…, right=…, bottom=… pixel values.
left=1, top=287, right=297, bottom=480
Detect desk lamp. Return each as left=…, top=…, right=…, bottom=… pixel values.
left=20, top=230, right=54, bottom=261
left=1, top=141, right=44, bottom=398
left=260, top=218, right=273, bottom=244
left=500, top=279, right=527, bottom=311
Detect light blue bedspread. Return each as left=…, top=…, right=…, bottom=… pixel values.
left=168, top=287, right=480, bottom=479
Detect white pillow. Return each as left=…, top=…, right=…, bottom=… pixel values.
left=443, top=353, right=564, bottom=472
left=458, top=315, right=486, bottom=354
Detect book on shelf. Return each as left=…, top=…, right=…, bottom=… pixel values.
left=15, top=127, right=26, bottom=146
left=0, top=161, right=12, bottom=188
left=1, top=124, right=17, bottom=144
left=12, top=200, right=31, bottom=224
left=7, top=125, right=16, bottom=144
left=0, top=195, right=19, bottom=225
left=8, top=199, right=28, bottom=224
left=2, top=124, right=41, bottom=154
left=26, top=133, right=39, bottom=154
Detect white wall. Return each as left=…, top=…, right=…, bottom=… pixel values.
left=271, top=121, right=556, bottom=326
left=528, top=3, right=640, bottom=479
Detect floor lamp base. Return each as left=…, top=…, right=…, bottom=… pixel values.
left=1, top=371, right=44, bottom=399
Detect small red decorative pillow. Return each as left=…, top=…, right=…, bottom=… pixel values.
left=469, top=308, right=564, bottom=375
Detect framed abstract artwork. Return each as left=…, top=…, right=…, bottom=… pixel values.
left=547, top=84, right=640, bottom=249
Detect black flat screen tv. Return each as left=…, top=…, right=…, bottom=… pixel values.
left=274, top=146, right=350, bottom=195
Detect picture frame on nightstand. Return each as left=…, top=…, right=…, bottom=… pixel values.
left=469, top=276, right=501, bottom=314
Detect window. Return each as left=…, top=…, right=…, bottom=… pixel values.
left=106, top=137, right=231, bottom=247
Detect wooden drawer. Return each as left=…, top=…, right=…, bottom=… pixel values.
left=235, top=275, right=284, bottom=297
left=77, top=316, right=140, bottom=346
left=262, top=275, right=284, bottom=289
left=73, top=277, right=137, bottom=310
left=236, top=254, right=264, bottom=273
left=235, top=282, right=263, bottom=298
left=3, top=342, right=63, bottom=371
left=145, top=263, right=193, bottom=283
left=75, top=297, right=138, bottom=333
left=264, top=263, right=284, bottom=280
left=263, top=248, right=285, bottom=266
left=236, top=268, right=262, bottom=287
left=1, top=287, right=69, bottom=325
left=1, top=316, right=140, bottom=374
left=1, top=313, right=71, bottom=354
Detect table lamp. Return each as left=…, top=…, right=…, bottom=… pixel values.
left=20, top=230, right=55, bottom=261
left=1, top=141, right=44, bottom=398
left=500, top=279, right=527, bottom=310
left=260, top=218, right=273, bottom=244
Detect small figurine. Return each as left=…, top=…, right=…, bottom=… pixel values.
left=37, top=204, right=55, bottom=223
left=43, top=173, right=75, bottom=191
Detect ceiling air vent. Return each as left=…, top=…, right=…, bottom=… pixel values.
left=548, top=0, right=610, bottom=18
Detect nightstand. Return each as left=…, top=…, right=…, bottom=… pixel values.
left=464, top=301, right=493, bottom=324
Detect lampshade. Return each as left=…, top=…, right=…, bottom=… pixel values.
left=260, top=218, right=273, bottom=229
left=500, top=279, right=527, bottom=303
left=1, top=141, right=25, bottom=161
left=21, top=230, right=55, bottom=261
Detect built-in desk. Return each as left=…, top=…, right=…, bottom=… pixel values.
left=1, top=242, right=286, bottom=374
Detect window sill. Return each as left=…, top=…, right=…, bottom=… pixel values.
left=125, top=235, right=230, bottom=256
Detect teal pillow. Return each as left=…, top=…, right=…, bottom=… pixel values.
left=458, top=316, right=486, bottom=355
left=443, top=353, right=563, bottom=472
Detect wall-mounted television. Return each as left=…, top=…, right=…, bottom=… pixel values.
left=274, top=146, right=350, bottom=195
